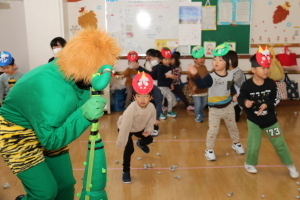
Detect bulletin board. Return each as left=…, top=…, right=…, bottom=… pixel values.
left=250, top=0, right=300, bottom=45
left=193, top=0, right=250, bottom=54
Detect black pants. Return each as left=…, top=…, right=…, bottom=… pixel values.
left=172, top=84, right=190, bottom=108
left=234, top=104, right=242, bottom=122
left=123, top=130, right=153, bottom=172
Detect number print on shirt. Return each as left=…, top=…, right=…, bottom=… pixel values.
left=266, top=127, right=281, bottom=137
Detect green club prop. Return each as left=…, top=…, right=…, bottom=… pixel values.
left=78, top=65, right=114, bottom=200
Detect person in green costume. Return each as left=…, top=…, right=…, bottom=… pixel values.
left=0, top=28, right=120, bottom=200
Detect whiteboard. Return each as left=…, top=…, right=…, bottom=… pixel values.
left=106, top=0, right=179, bottom=55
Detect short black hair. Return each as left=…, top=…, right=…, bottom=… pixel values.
left=172, top=51, right=181, bottom=67
left=50, top=37, right=67, bottom=48
left=214, top=54, right=230, bottom=69
left=227, top=50, right=238, bottom=68
left=148, top=50, right=161, bottom=58
left=249, top=54, right=260, bottom=67
left=133, top=89, right=153, bottom=96
left=146, top=49, right=155, bottom=56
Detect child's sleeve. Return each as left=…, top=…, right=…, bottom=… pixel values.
left=137, top=66, right=157, bottom=80
left=116, top=107, right=134, bottom=148
left=237, top=82, right=248, bottom=108
left=266, top=79, right=280, bottom=109
left=230, top=82, right=237, bottom=95
left=122, top=68, right=129, bottom=77
left=192, top=73, right=213, bottom=89
left=144, top=105, right=156, bottom=134
left=233, top=70, right=245, bottom=88
left=156, top=66, right=168, bottom=81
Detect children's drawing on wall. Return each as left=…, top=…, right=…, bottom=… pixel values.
left=126, top=25, right=134, bottom=38
left=273, top=2, right=290, bottom=24
left=67, top=1, right=106, bottom=38
left=203, top=41, right=216, bottom=58
left=78, top=7, right=98, bottom=29
left=179, top=6, right=201, bottom=24
left=251, top=0, right=300, bottom=44
left=224, top=42, right=236, bottom=51
left=70, top=25, right=80, bottom=34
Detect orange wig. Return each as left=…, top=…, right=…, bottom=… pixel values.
left=57, top=28, right=120, bottom=84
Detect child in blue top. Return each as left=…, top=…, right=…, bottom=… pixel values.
left=0, top=51, right=23, bottom=106
left=188, top=43, right=244, bottom=161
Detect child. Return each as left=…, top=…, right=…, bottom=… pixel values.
left=117, top=72, right=156, bottom=183
left=48, top=37, right=67, bottom=63
left=171, top=51, right=194, bottom=111
left=157, top=47, right=177, bottom=117
left=187, top=43, right=244, bottom=161
left=121, top=51, right=138, bottom=108
left=238, top=47, right=299, bottom=178
left=136, top=49, right=163, bottom=136
left=144, top=48, right=155, bottom=71
left=0, top=51, right=23, bottom=106
left=137, top=49, right=176, bottom=120
left=187, top=46, right=208, bottom=122
left=227, top=50, right=245, bottom=122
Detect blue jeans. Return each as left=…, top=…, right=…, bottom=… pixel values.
left=193, top=96, right=207, bottom=118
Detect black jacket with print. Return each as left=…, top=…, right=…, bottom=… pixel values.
left=238, top=78, right=280, bottom=128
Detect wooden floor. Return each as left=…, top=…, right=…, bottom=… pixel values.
left=1, top=104, right=300, bottom=200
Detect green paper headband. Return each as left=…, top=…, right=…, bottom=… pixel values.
left=191, top=45, right=204, bottom=58
left=212, top=43, right=230, bottom=56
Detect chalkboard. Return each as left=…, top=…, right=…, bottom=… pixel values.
left=193, top=0, right=250, bottom=54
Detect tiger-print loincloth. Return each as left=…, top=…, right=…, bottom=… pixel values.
left=0, top=116, right=69, bottom=174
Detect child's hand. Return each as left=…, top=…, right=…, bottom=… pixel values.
left=116, top=75, right=124, bottom=79
left=244, top=99, right=254, bottom=108
left=232, top=94, right=238, bottom=102
left=154, top=120, right=160, bottom=126
left=142, top=131, right=150, bottom=137
left=257, top=104, right=267, bottom=116
left=170, top=84, right=174, bottom=90
left=166, top=74, right=177, bottom=79
left=187, top=65, right=197, bottom=75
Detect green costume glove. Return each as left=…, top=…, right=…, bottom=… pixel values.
left=91, top=65, right=113, bottom=91
left=80, top=96, right=107, bottom=121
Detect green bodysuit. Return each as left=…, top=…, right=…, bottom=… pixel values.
left=0, top=61, right=91, bottom=200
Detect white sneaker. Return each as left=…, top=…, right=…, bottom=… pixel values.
left=205, top=149, right=216, bottom=161
left=151, top=130, right=159, bottom=137
left=286, top=165, right=299, bottom=178
left=244, top=163, right=257, bottom=173
left=232, top=143, right=245, bottom=154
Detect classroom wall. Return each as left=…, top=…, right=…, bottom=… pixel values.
left=0, top=1, right=300, bottom=89
left=0, top=1, right=29, bottom=73
left=23, top=0, right=68, bottom=69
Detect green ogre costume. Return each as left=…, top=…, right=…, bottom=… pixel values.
left=0, top=28, right=120, bottom=200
